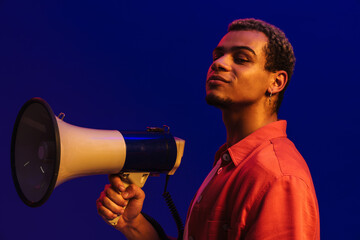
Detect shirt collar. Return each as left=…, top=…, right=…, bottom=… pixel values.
left=215, top=120, right=287, bottom=166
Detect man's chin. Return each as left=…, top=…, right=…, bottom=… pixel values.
left=205, top=94, right=233, bottom=109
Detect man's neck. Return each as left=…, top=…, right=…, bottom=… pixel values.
left=222, top=105, right=278, bottom=147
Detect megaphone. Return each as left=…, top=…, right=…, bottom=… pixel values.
left=11, top=97, right=185, bottom=208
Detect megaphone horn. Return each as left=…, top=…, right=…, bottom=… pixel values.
left=11, top=97, right=185, bottom=207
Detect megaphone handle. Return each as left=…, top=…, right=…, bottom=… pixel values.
left=107, top=172, right=150, bottom=226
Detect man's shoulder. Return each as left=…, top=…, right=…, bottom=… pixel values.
left=250, top=136, right=313, bottom=188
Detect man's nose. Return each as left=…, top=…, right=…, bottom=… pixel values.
left=210, top=55, right=231, bottom=72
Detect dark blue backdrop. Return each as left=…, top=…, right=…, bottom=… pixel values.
left=1, top=0, right=359, bottom=239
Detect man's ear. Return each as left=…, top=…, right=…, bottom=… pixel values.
left=268, top=70, right=288, bottom=94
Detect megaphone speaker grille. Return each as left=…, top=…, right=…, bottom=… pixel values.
left=11, top=98, right=60, bottom=207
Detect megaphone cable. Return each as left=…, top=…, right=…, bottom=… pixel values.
left=163, top=175, right=184, bottom=240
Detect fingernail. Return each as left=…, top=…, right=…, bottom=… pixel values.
left=119, top=185, right=126, bottom=191
left=122, top=192, right=128, bottom=198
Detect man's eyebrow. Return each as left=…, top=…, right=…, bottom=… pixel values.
left=213, top=46, right=257, bottom=56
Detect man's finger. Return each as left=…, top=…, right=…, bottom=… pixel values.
left=122, top=184, right=145, bottom=200
left=109, top=174, right=126, bottom=192
left=96, top=199, right=118, bottom=220
left=105, top=186, right=128, bottom=207
left=102, top=196, right=125, bottom=215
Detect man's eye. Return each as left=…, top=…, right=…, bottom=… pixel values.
left=234, top=56, right=249, bottom=64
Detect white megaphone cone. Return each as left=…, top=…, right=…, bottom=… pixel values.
left=55, top=118, right=126, bottom=187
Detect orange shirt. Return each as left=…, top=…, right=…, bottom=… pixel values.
left=186, top=120, right=320, bottom=240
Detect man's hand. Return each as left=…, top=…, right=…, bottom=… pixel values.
left=96, top=174, right=145, bottom=231
left=96, top=175, right=161, bottom=240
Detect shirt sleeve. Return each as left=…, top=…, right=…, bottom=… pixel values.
left=241, top=175, right=319, bottom=240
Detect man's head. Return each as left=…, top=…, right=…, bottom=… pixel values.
left=206, top=18, right=295, bottom=113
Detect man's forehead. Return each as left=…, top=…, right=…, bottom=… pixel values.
left=217, top=30, right=268, bottom=53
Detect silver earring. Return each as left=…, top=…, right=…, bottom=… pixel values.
left=269, top=89, right=273, bottom=105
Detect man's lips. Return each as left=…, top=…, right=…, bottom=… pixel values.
left=207, top=75, right=230, bottom=83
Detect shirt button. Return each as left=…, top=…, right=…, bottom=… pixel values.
left=222, top=153, right=230, bottom=162
left=217, top=167, right=223, bottom=174
left=196, top=195, right=202, bottom=203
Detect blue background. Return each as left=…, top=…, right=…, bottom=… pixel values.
left=1, top=0, right=359, bottom=239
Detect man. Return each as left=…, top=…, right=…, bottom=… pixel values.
left=96, top=18, right=320, bottom=239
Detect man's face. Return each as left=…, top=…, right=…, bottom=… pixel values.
left=206, top=30, right=272, bottom=109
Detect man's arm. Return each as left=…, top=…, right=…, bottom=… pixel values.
left=96, top=175, right=161, bottom=240
left=241, top=175, right=320, bottom=239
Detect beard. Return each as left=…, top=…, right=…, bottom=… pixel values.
left=205, top=93, right=234, bottom=109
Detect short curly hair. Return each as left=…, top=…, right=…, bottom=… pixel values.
left=228, top=19, right=295, bottom=113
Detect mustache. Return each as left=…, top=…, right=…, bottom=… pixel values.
left=207, top=74, right=230, bottom=83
